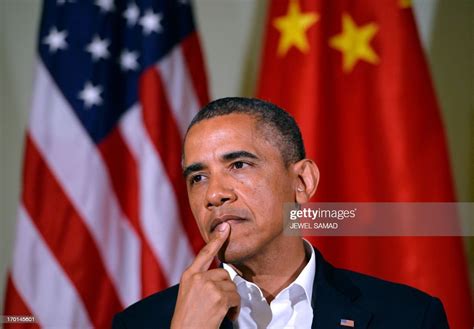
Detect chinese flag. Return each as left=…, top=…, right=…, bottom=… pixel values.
left=257, top=0, right=473, bottom=327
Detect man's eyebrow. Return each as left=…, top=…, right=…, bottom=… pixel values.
left=222, top=151, right=259, bottom=161
left=182, top=163, right=205, bottom=179
left=183, top=151, right=259, bottom=178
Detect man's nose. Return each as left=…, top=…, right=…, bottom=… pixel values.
left=205, top=175, right=236, bottom=208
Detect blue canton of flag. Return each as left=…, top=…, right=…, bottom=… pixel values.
left=39, top=0, right=195, bottom=143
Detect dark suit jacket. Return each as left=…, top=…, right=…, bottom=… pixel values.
left=112, top=247, right=449, bottom=328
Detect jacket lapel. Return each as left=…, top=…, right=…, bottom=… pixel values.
left=220, top=317, right=233, bottom=329
left=311, top=247, right=372, bottom=329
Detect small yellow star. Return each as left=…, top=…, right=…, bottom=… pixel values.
left=399, top=0, right=412, bottom=8
left=273, top=0, right=319, bottom=57
left=329, top=13, right=379, bottom=72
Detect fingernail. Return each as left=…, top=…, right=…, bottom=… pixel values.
left=217, top=222, right=229, bottom=233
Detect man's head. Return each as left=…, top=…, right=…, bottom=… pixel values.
left=182, top=97, right=319, bottom=264
left=186, top=97, right=305, bottom=167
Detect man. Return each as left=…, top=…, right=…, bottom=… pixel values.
left=112, top=97, right=449, bottom=328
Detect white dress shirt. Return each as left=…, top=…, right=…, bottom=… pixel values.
left=223, top=240, right=316, bottom=329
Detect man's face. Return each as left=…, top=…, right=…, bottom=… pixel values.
left=183, top=114, right=297, bottom=263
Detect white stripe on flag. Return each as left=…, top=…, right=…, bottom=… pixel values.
left=120, top=104, right=195, bottom=285
left=12, top=206, right=93, bottom=329
left=28, top=59, right=141, bottom=306
left=157, top=45, right=201, bottom=138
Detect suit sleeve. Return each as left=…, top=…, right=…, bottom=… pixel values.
left=111, top=312, right=127, bottom=329
left=421, top=297, right=449, bottom=329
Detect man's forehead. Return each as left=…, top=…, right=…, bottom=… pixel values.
left=185, top=114, right=259, bottom=143
left=183, top=114, right=265, bottom=163
left=188, top=113, right=258, bottom=134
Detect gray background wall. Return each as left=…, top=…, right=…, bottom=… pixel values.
left=1, top=0, right=473, bottom=312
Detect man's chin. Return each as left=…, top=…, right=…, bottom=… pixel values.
left=217, top=243, right=253, bottom=264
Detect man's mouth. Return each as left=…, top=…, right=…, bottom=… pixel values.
left=210, top=215, right=246, bottom=233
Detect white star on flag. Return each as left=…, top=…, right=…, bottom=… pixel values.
left=119, top=50, right=140, bottom=71
left=78, top=82, right=103, bottom=108
left=86, top=35, right=110, bottom=61
left=139, top=9, right=163, bottom=35
left=123, top=3, right=140, bottom=26
left=43, top=27, right=68, bottom=53
left=95, top=0, right=114, bottom=13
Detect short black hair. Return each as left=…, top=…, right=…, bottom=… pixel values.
left=185, top=97, right=306, bottom=166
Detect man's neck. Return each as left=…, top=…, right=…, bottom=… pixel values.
left=230, top=237, right=308, bottom=303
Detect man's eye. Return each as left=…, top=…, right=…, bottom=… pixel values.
left=190, top=175, right=203, bottom=184
left=232, top=161, right=248, bottom=169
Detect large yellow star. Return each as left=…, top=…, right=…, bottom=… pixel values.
left=329, top=13, right=379, bottom=72
left=273, top=0, right=319, bottom=57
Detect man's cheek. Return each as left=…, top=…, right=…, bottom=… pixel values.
left=195, top=216, right=209, bottom=241
left=189, top=192, right=204, bottom=212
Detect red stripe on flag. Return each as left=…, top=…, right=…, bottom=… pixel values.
left=181, top=32, right=210, bottom=107
left=21, top=135, right=122, bottom=328
left=2, top=275, right=40, bottom=329
left=98, top=128, right=168, bottom=297
left=139, top=67, right=204, bottom=254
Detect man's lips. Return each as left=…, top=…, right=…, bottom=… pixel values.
left=210, top=215, right=246, bottom=233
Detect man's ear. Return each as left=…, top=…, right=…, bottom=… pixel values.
left=292, top=159, right=319, bottom=203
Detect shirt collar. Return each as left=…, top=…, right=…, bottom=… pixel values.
left=223, top=239, right=316, bottom=304
left=294, top=239, right=316, bottom=303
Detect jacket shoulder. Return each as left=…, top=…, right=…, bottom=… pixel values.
left=338, top=269, right=448, bottom=328
left=342, top=268, right=438, bottom=304
left=112, top=284, right=179, bottom=329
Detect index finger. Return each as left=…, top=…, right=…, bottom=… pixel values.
left=189, top=222, right=230, bottom=273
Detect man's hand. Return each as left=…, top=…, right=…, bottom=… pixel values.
left=171, top=222, right=240, bottom=329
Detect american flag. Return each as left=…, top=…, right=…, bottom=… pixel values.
left=340, top=319, right=355, bottom=327
left=3, top=0, right=208, bottom=327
